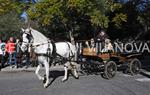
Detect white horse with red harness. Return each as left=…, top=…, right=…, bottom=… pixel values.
left=20, top=27, right=79, bottom=88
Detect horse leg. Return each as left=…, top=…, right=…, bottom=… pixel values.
left=43, top=61, right=50, bottom=88
left=71, top=62, right=79, bottom=79
left=62, top=62, right=69, bottom=82
left=35, top=64, right=44, bottom=81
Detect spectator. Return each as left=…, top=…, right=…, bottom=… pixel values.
left=21, top=38, right=30, bottom=69
left=0, top=40, right=3, bottom=68
left=85, top=38, right=95, bottom=48
left=0, top=39, right=6, bottom=68
left=90, top=38, right=95, bottom=48
left=6, top=37, right=17, bottom=68
left=96, top=30, right=109, bottom=42
left=102, top=39, right=113, bottom=52
left=16, top=38, right=22, bottom=67
left=96, top=30, right=109, bottom=52
left=24, top=47, right=30, bottom=69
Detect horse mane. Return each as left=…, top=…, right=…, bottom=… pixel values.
left=30, top=28, right=48, bottom=43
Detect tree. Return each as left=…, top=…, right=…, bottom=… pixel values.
left=0, top=0, right=14, bottom=15
left=0, top=11, right=24, bottom=40
left=27, top=0, right=127, bottom=41
left=107, top=0, right=148, bottom=40
left=0, top=0, right=128, bottom=41
left=0, top=0, right=24, bottom=40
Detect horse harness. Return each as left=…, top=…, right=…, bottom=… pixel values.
left=22, top=29, right=75, bottom=65
left=29, top=34, right=74, bottom=65
left=34, top=41, right=75, bottom=65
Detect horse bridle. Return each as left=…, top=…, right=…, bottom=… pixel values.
left=23, top=29, right=33, bottom=42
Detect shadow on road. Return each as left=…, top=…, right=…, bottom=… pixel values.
left=139, top=54, right=150, bottom=78
left=48, top=70, right=65, bottom=85
left=47, top=70, right=78, bottom=86
left=140, top=67, right=150, bottom=78
left=140, top=71, right=150, bottom=78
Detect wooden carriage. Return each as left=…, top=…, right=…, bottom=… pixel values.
left=79, top=42, right=142, bottom=79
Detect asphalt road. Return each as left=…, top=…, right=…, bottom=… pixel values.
left=0, top=55, right=150, bottom=95
left=0, top=68, right=150, bottom=95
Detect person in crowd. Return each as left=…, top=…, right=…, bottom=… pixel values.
left=102, top=39, right=113, bottom=52
left=96, top=29, right=110, bottom=52
left=15, top=38, right=22, bottom=67
left=85, top=41, right=90, bottom=48
left=96, top=30, right=109, bottom=42
left=0, top=39, right=6, bottom=68
left=6, top=37, right=17, bottom=68
left=85, top=38, right=95, bottom=48
left=21, top=40, right=30, bottom=69
left=24, top=46, right=30, bottom=69
left=0, top=39, right=3, bottom=69
left=90, top=38, right=95, bottom=48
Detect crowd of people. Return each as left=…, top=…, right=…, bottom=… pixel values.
left=0, top=29, right=112, bottom=70
left=0, top=37, right=30, bottom=69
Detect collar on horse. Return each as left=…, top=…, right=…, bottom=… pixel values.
left=34, top=40, right=57, bottom=63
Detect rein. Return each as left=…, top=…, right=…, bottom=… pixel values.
left=33, top=41, right=51, bottom=48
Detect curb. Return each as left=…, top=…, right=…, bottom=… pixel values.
left=0, top=65, right=68, bottom=72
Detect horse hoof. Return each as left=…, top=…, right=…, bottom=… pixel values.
left=61, top=78, right=67, bottom=82
left=43, top=83, right=50, bottom=88
left=43, top=84, right=49, bottom=88
left=75, top=76, right=79, bottom=79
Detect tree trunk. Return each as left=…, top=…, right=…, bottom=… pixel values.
left=69, top=29, right=75, bottom=45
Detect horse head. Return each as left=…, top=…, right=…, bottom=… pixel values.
left=20, top=27, right=33, bottom=52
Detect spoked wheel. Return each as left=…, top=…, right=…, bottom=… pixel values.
left=129, top=58, right=141, bottom=75
left=103, top=61, right=117, bottom=79
left=80, top=62, right=87, bottom=74
left=80, top=61, right=91, bottom=74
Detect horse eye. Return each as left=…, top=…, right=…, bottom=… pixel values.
left=26, top=34, right=30, bottom=39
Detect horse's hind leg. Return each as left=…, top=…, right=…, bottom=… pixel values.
left=71, top=62, right=79, bottom=79
left=43, top=61, right=50, bottom=88
left=62, top=62, right=69, bottom=82
left=35, top=64, right=44, bottom=81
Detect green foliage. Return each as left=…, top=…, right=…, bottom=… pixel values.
left=107, top=0, right=150, bottom=40
left=0, top=11, right=24, bottom=39
left=112, top=13, right=127, bottom=28
left=26, top=0, right=111, bottom=40
left=28, top=0, right=63, bottom=25
left=111, top=3, right=122, bottom=11
left=90, top=10, right=109, bottom=28
left=0, top=0, right=15, bottom=15
left=28, top=0, right=110, bottom=28
left=0, top=0, right=24, bottom=40
left=4, top=0, right=150, bottom=41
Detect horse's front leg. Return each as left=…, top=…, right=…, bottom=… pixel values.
left=35, top=64, right=44, bottom=81
left=43, top=61, right=50, bottom=88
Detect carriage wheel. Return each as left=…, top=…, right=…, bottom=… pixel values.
left=80, top=61, right=91, bottom=74
left=103, top=61, right=117, bottom=79
left=129, top=58, right=141, bottom=75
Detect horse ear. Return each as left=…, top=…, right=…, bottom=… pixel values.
left=21, top=28, right=25, bottom=33
left=29, top=27, right=32, bottom=31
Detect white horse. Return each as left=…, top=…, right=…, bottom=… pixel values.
left=20, top=27, right=79, bottom=88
